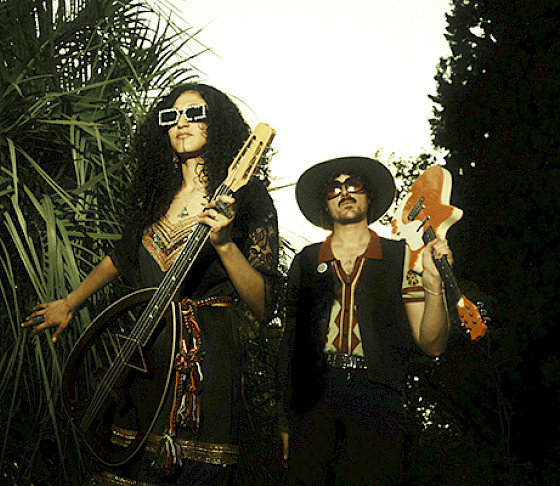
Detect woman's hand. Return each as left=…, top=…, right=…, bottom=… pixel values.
left=21, top=255, right=119, bottom=343
left=198, top=195, right=236, bottom=248
left=199, top=194, right=268, bottom=319
left=22, top=298, right=75, bottom=342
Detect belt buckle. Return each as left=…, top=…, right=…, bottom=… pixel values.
left=337, top=354, right=356, bottom=370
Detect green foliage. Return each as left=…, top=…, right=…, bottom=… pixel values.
left=0, top=0, right=201, bottom=483
left=430, top=0, right=560, bottom=482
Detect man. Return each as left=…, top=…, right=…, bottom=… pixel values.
left=277, top=156, right=451, bottom=485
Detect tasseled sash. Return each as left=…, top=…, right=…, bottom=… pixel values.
left=151, top=296, right=232, bottom=477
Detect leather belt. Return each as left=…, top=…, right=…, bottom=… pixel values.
left=325, top=353, right=367, bottom=370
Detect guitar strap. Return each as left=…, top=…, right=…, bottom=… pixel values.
left=152, top=296, right=232, bottom=477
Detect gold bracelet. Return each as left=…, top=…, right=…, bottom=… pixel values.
left=424, top=286, right=443, bottom=296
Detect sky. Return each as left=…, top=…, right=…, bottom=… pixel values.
left=174, top=0, right=452, bottom=248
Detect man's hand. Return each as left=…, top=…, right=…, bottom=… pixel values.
left=421, top=238, right=453, bottom=292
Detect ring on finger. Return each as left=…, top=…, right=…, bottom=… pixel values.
left=215, top=200, right=233, bottom=218
left=31, top=315, right=45, bottom=325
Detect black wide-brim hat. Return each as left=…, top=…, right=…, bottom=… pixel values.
left=296, top=156, right=396, bottom=230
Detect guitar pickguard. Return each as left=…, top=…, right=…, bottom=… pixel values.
left=391, top=192, right=425, bottom=251
left=391, top=166, right=463, bottom=273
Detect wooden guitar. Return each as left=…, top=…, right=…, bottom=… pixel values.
left=391, top=165, right=487, bottom=341
left=61, top=123, right=276, bottom=466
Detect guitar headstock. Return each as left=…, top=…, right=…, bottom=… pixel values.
left=224, top=123, right=276, bottom=193
left=456, top=296, right=488, bottom=341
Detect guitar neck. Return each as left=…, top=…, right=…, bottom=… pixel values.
left=135, top=183, right=231, bottom=345
left=422, top=226, right=462, bottom=306
left=74, top=123, right=276, bottom=445
left=127, top=122, right=275, bottom=346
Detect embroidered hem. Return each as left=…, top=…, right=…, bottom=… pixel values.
left=110, top=425, right=239, bottom=465
left=92, top=471, right=157, bottom=486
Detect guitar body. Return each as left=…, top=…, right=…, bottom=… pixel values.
left=391, top=166, right=487, bottom=341
left=391, top=165, right=463, bottom=274
left=60, top=123, right=276, bottom=466
left=61, top=288, right=182, bottom=466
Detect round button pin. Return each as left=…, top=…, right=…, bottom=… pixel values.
left=317, top=262, right=328, bottom=274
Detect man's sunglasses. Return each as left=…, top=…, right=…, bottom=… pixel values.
left=158, top=104, right=208, bottom=127
left=324, top=176, right=366, bottom=200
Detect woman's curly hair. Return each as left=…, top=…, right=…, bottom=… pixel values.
left=125, top=83, right=266, bottom=238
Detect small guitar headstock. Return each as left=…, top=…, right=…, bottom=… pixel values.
left=224, top=123, right=276, bottom=193
left=456, top=296, right=488, bottom=341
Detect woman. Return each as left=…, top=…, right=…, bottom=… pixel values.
left=22, top=83, right=279, bottom=485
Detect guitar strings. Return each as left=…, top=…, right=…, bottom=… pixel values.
left=80, top=132, right=270, bottom=432
left=81, top=182, right=230, bottom=430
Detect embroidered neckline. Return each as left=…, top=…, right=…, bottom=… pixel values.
left=142, top=216, right=198, bottom=272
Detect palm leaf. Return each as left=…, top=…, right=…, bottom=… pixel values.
left=0, top=0, right=205, bottom=482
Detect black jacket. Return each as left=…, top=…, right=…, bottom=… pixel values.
left=278, top=236, right=414, bottom=424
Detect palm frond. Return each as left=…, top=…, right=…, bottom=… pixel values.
left=0, top=0, right=205, bottom=482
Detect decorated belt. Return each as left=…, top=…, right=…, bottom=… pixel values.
left=110, top=425, right=239, bottom=466
left=325, top=353, right=368, bottom=370
left=181, top=295, right=233, bottom=308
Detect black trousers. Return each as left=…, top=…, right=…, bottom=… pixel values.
left=288, top=369, right=404, bottom=486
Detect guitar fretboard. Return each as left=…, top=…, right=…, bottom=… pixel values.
left=422, top=226, right=462, bottom=306
left=80, top=182, right=230, bottom=431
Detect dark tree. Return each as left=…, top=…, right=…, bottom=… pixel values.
left=430, top=0, right=560, bottom=482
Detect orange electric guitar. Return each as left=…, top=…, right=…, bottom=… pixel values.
left=391, top=165, right=487, bottom=341
left=61, top=123, right=276, bottom=466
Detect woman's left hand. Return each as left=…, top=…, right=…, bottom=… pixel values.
left=198, top=195, right=236, bottom=248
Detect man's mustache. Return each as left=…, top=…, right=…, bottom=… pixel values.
left=338, top=196, right=356, bottom=206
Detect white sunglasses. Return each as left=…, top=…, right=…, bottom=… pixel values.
left=158, top=104, right=207, bottom=127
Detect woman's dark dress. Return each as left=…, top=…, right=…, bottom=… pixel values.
left=95, top=181, right=278, bottom=485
